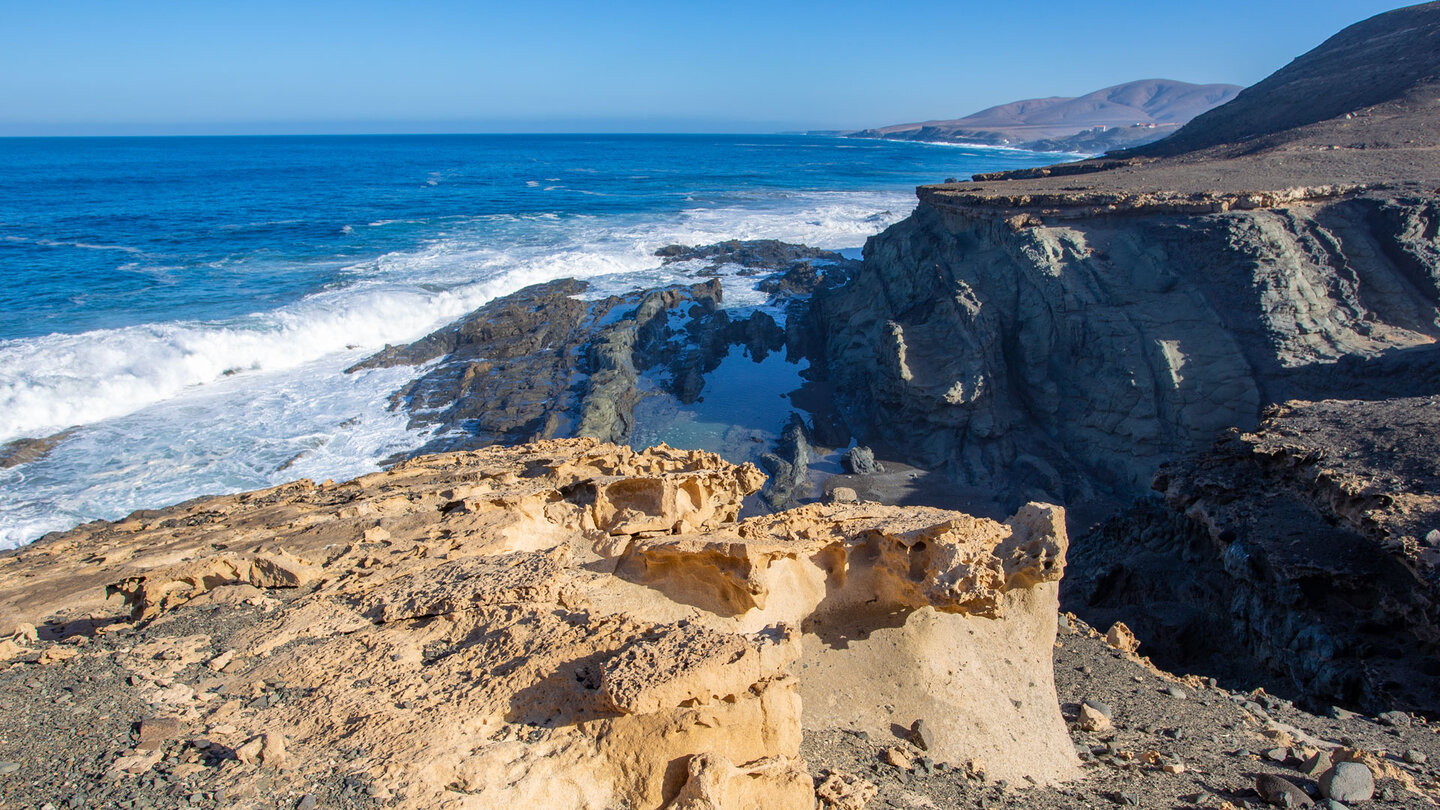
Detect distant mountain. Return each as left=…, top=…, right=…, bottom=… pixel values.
left=850, top=79, right=1242, bottom=153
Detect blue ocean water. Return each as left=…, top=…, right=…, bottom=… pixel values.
left=0, top=134, right=1065, bottom=545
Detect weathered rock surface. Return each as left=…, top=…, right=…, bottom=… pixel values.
left=814, top=194, right=1440, bottom=520
left=348, top=241, right=850, bottom=467
left=0, top=438, right=1077, bottom=808
left=1071, top=398, right=1440, bottom=713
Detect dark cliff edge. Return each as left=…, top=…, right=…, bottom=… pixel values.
left=808, top=2, right=1440, bottom=712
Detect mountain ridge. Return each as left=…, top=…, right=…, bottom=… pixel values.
left=850, top=78, right=1241, bottom=153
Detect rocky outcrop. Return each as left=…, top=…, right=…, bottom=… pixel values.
left=350, top=277, right=787, bottom=456
left=1069, top=398, right=1440, bottom=715
left=0, top=439, right=1077, bottom=809
left=813, top=193, right=1440, bottom=518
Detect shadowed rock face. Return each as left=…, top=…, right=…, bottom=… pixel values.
left=1069, top=398, right=1440, bottom=715
left=812, top=195, right=1440, bottom=518
left=0, top=439, right=1076, bottom=809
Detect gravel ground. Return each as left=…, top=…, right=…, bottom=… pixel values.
left=0, top=602, right=377, bottom=810
left=802, top=616, right=1440, bottom=810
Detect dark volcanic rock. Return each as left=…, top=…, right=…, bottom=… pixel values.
left=758, top=413, right=813, bottom=512
left=655, top=239, right=846, bottom=272
left=349, top=279, right=599, bottom=454
left=352, top=271, right=794, bottom=458
left=812, top=189, right=1440, bottom=521
left=842, top=446, right=884, bottom=475
left=1069, top=397, right=1440, bottom=714
left=0, top=429, right=76, bottom=469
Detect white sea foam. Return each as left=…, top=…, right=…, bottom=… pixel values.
left=0, top=187, right=914, bottom=546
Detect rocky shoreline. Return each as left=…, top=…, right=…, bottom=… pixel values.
left=3, top=3, right=1440, bottom=809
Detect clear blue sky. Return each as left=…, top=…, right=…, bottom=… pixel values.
left=0, top=0, right=1412, bottom=135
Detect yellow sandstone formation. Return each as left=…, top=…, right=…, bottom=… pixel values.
left=0, top=438, right=1078, bottom=809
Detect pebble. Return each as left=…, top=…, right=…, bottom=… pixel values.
left=1164, top=685, right=1188, bottom=700
left=1302, top=750, right=1333, bottom=778
left=1426, top=528, right=1440, bottom=546
left=1403, top=749, right=1427, bottom=765
left=882, top=747, right=912, bottom=771
left=1082, top=699, right=1113, bottom=719
left=296, top=796, right=317, bottom=810
left=1255, top=773, right=1314, bottom=807
left=1265, top=747, right=1291, bottom=763
left=1319, top=762, right=1374, bottom=803
left=1320, top=801, right=1349, bottom=810
left=136, top=716, right=180, bottom=751
left=1378, top=710, right=1411, bottom=727
left=0, top=761, right=18, bottom=775
left=909, top=719, right=935, bottom=752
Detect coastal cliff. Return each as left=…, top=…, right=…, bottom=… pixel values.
left=807, top=0, right=1440, bottom=717
left=814, top=190, right=1440, bottom=516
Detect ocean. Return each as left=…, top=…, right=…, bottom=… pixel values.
left=0, top=134, right=1064, bottom=547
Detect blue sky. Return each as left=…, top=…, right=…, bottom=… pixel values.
left=0, top=0, right=1411, bottom=135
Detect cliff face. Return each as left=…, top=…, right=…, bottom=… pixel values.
left=815, top=193, right=1440, bottom=515
left=1070, top=398, right=1440, bottom=714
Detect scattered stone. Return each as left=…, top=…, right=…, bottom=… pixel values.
left=1104, top=622, right=1140, bottom=654
left=1082, top=699, right=1113, bottom=719
left=0, top=762, right=18, bottom=775
left=296, top=795, right=318, bottom=810
left=1425, top=528, right=1440, bottom=546
left=1078, top=703, right=1112, bottom=733
left=1319, top=762, right=1374, bottom=803
left=135, top=717, right=180, bottom=751
left=1403, top=748, right=1427, bottom=765
left=828, top=487, right=859, bottom=504
left=816, top=772, right=877, bottom=810
left=1265, top=747, right=1291, bottom=763
left=1161, top=759, right=1186, bottom=774
left=235, top=732, right=289, bottom=769
left=1165, top=685, right=1188, bottom=700
left=1328, top=706, right=1357, bottom=721
left=206, top=649, right=237, bottom=672
left=1377, top=710, right=1410, bottom=727
left=882, top=747, right=913, bottom=771
left=1320, top=800, right=1349, bottom=810
left=1256, top=773, right=1315, bottom=807
left=909, top=719, right=935, bottom=751
left=1302, top=750, right=1334, bottom=778
left=842, top=446, right=884, bottom=475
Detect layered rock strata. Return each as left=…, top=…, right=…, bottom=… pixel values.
left=815, top=192, right=1440, bottom=516
left=0, top=439, right=1076, bottom=809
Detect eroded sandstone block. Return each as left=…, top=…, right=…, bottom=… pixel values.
left=4, top=439, right=1077, bottom=809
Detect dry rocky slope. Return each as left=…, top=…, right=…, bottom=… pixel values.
left=0, top=439, right=1077, bottom=809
